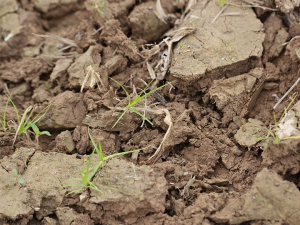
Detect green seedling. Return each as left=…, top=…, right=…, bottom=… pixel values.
left=255, top=94, right=300, bottom=146
left=218, top=0, right=228, bottom=7
left=93, top=1, right=105, bottom=14
left=8, top=98, right=52, bottom=145
left=110, top=78, right=171, bottom=128
left=88, top=128, right=143, bottom=168
left=12, top=169, right=24, bottom=185
left=0, top=98, right=9, bottom=131
left=44, top=82, right=52, bottom=93
left=29, top=123, right=51, bottom=145
left=59, top=147, right=102, bottom=195
left=59, top=127, right=146, bottom=195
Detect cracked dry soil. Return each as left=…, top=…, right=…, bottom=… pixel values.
left=2, top=0, right=300, bottom=224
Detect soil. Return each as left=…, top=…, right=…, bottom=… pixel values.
left=1, top=0, right=300, bottom=224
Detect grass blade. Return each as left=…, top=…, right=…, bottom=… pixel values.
left=13, top=106, right=32, bottom=145
left=0, top=98, right=9, bottom=130
left=27, top=104, right=52, bottom=129
left=103, top=147, right=146, bottom=161
left=129, top=107, right=153, bottom=125
left=130, top=82, right=171, bottom=107
left=112, top=108, right=128, bottom=129
left=88, top=128, right=103, bottom=162
left=7, top=95, right=20, bottom=124
left=110, top=78, right=131, bottom=104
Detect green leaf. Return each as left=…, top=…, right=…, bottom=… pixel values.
left=30, top=123, right=40, bottom=134
left=99, top=1, right=105, bottom=7
left=18, top=178, right=24, bottom=184
left=40, top=131, right=51, bottom=136
left=12, top=169, right=18, bottom=176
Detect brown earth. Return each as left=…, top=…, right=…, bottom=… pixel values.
left=1, top=0, right=300, bottom=224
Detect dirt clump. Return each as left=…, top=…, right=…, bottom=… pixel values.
left=38, top=91, right=87, bottom=130
left=100, top=19, right=141, bottom=63
left=2, top=0, right=300, bottom=224
left=128, top=1, right=170, bottom=44
left=54, top=130, right=75, bottom=154
left=208, top=68, right=265, bottom=125
left=84, top=159, right=167, bottom=224
left=170, top=0, right=265, bottom=94
left=234, top=118, right=267, bottom=148
left=233, top=168, right=300, bottom=224
left=263, top=14, right=290, bottom=63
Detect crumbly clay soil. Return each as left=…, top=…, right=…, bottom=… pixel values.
left=1, top=0, right=300, bottom=224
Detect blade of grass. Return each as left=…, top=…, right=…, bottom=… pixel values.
left=24, top=104, right=52, bottom=131
left=130, top=82, right=171, bottom=107
left=7, top=95, right=20, bottom=124
left=23, top=107, right=35, bottom=130
left=112, top=108, right=129, bottom=129
left=88, top=128, right=103, bottom=162
left=136, top=79, right=155, bottom=98
left=110, top=78, right=131, bottom=104
left=13, top=106, right=32, bottom=145
left=0, top=98, right=9, bottom=130
left=278, top=95, right=296, bottom=123
left=129, top=107, right=153, bottom=125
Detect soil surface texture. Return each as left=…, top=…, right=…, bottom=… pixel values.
left=1, top=0, right=300, bottom=224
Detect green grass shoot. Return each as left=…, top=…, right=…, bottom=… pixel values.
left=59, top=127, right=147, bottom=195
left=218, top=0, right=227, bottom=7
left=0, top=97, right=9, bottom=131
left=9, top=98, right=52, bottom=145
left=59, top=147, right=102, bottom=195
left=254, top=93, right=300, bottom=146
left=93, top=0, right=105, bottom=14
left=110, top=78, right=171, bottom=128
left=88, top=128, right=145, bottom=168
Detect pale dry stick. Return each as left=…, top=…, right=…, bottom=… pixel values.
left=33, top=33, right=78, bottom=48
left=273, top=77, right=300, bottom=109
left=167, top=81, right=175, bottom=95
left=146, top=108, right=172, bottom=165
left=126, top=163, right=141, bottom=180
left=81, top=65, right=107, bottom=92
left=81, top=66, right=93, bottom=92
left=141, top=96, right=147, bottom=128
left=42, top=54, right=77, bottom=59
left=181, top=176, right=196, bottom=198
left=219, top=12, right=248, bottom=17
left=283, top=35, right=300, bottom=46
left=137, top=77, right=165, bottom=106
left=210, top=0, right=232, bottom=25
left=92, top=26, right=103, bottom=36
left=113, top=106, right=172, bottom=164
left=112, top=47, right=118, bottom=56
left=56, top=45, right=73, bottom=52
left=4, top=83, right=9, bottom=94
left=154, top=0, right=167, bottom=24
left=229, top=2, right=277, bottom=11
